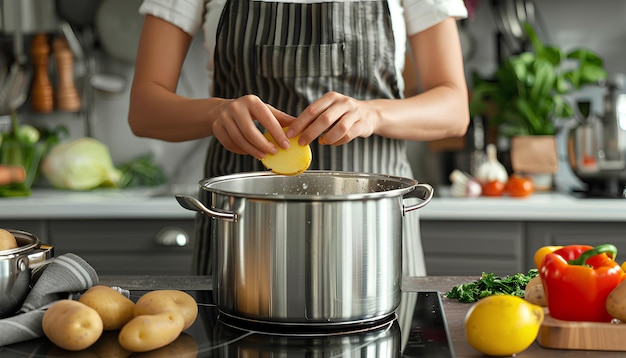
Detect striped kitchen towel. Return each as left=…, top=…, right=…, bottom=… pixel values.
left=0, top=253, right=98, bottom=346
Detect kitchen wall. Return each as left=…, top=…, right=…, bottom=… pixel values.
left=3, top=0, right=626, bottom=191
left=412, top=0, right=626, bottom=191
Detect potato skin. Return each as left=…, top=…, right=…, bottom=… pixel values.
left=79, top=285, right=135, bottom=330
left=606, top=280, right=626, bottom=321
left=42, top=299, right=104, bottom=351
left=118, top=312, right=185, bottom=352
left=0, top=228, right=18, bottom=251
left=134, top=290, right=198, bottom=330
left=524, top=276, right=547, bottom=307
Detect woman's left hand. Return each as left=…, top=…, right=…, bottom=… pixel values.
left=287, top=92, right=379, bottom=146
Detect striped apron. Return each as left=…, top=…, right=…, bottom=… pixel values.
left=194, top=0, right=426, bottom=277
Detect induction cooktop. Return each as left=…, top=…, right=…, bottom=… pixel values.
left=1, top=290, right=455, bottom=357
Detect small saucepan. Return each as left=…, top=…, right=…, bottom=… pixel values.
left=0, top=229, right=54, bottom=318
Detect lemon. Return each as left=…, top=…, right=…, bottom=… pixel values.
left=465, top=295, right=544, bottom=356
left=261, top=127, right=312, bottom=176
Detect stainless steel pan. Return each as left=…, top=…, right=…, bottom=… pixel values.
left=0, top=229, right=53, bottom=318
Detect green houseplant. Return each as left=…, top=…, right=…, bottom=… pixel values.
left=469, top=23, right=607, bottom=190
left=470, top=23, right=607, bottom=137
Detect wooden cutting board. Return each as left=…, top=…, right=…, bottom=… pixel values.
left=537, top=312, right=626, bottom=351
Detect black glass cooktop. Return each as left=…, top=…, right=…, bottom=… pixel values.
left=1, top=290, right=455, bottom=357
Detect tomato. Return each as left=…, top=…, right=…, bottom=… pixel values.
left=507, top=175, right=534, bottom=197
left=481, top=180, right=506, bottom=197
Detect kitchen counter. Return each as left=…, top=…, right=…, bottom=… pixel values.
left=2, top=187, right=626, bottom=221
left=96, top=275, right=626, bottom=357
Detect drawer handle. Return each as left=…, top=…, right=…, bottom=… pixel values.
left=155, top=228, right=189, bottom=247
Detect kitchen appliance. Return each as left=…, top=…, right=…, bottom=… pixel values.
left=1, top=290, right=456, bottom=357
left=177, top=170, right=434, bottom=326
left=568, top=74, right=626, bottom=197
left=0, top=229, right=53, bottom=318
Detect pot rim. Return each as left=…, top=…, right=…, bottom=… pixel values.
left=199, top=170, right=420, bottom=201
left=0, top=229, right=41, bottom=257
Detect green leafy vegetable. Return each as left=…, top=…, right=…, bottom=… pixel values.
left=445, top=269, right=539, bottom=303
left=117, top=154, right=168, bottom=189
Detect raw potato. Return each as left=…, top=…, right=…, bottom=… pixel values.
left=118, top=311, right=185, bottom=352
left=524, top=276, right=547, bottom=307
left=260, top=127, right=312, bottom=175
left=606, top=279, right=626, bottom=321
left=79, top=285, right=136, bottom=330
left=42, top=299, right=104, bottom=351
left=134, top=290, right=198, bottom=330
left=0, top=228, right=18, bottom=251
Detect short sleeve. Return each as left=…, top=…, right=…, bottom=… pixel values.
left=139, top=0, right=206, bottom=35
left=402, top=0, right=468, bottom=35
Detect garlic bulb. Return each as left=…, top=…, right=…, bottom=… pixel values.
left=475, top=144, right=508, bottom=184
left=449, top=169, right=482, bottom=198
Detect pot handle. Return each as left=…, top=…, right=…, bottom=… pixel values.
left=403, top=183, right=434, bottom=213
left=175, top=194, right=238, bottom=222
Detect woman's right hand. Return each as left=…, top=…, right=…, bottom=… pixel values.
left=211, top=95, right=296, bottom=159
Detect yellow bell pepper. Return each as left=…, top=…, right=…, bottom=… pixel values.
left=534, top=245, right=563, bottom=269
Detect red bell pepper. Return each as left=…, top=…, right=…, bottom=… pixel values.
left=540, top=244, right=625, bottom=322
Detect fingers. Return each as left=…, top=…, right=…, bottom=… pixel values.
left=213, top=96, right=295, bottom=159
left=292, top=92, right=375, bottom=146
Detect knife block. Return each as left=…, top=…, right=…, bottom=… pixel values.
left=53, top=38, right=81, bottom=112
left=29, top=34, right=54, bottom=113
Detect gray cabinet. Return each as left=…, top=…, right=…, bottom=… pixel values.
left=421, top=220, right=525, bottom=276
left=422, top=219, right=626, bottom=277
left=0, top=219, right=196, bottom=275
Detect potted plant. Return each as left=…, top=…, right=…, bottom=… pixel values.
left=469, top=22, right=607, bottom=190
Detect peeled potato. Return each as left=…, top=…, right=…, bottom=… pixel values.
left=79, top=285, right=136, bottom=330
left=0, top=228, right=18, bottom=251
left=261, top=128, right=312, bottom=175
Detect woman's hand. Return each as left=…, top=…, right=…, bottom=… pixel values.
left=288, top=92, right=379, bottom=146
left=212, top=95, right=296, bottom=159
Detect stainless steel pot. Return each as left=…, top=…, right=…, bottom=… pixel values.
left=177, top=171, right=433, bottom=326
left=567, top=75, right=626, bottom=197
left=0, top=229, right=54, bottom=318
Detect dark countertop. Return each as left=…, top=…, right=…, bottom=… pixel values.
left=99, top=275, right=626, bottom=358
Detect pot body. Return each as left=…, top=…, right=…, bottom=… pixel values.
left=197, top=171, right=433, bottom=325
left=566, top=81, right=626, bottom=197
left=0, top=229, right=53, bottom=318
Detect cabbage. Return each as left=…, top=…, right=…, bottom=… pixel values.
left=42, top=138, right=122, bottom=190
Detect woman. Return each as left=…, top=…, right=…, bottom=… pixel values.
left=129, top=0, right=470, bottom=277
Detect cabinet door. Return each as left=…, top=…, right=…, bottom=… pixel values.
left=49, top=219, right=196, bottom=275
left=421, top=220, right=525, bottom=276
left=527, top=222, right=626, bottom=270
left=0, top=220, right=48, bottom=242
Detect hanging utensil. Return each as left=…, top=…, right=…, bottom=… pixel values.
left=0, top=0, right=31, bottom=114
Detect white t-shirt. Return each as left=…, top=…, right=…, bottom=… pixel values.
left=139, top=0, right=468, bottom=94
